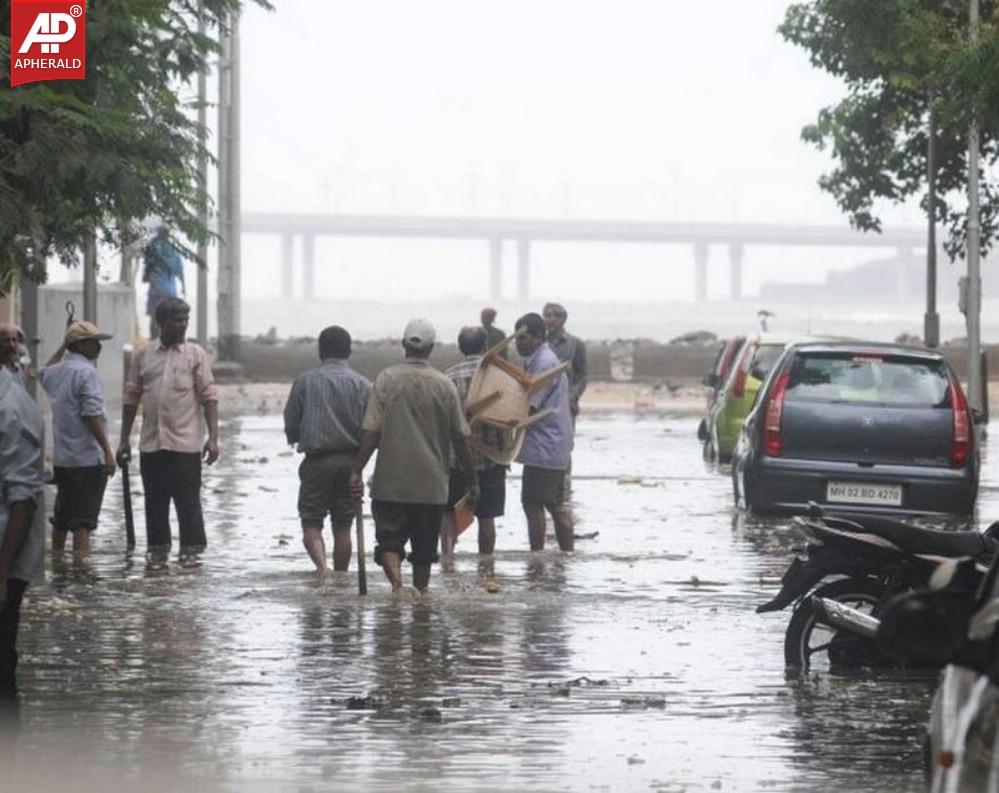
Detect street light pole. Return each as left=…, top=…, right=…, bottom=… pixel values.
left=196, top=0, right=208, bottom=345
left=217, top=12, right=241, bottom=362
left=966, top=0, right=983, bottom=410
left=925, top=100, right=939, bottom=348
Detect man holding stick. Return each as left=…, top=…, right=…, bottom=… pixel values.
left=284, top=326, right=370, bottom=579
left=350, top=319, right=479, bottom=593
left=117, top=298, right=219, bottom=559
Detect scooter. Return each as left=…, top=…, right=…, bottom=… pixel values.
left=757, top=506, right=998, bottom=672
left=828, top=557, right=999, bottom=792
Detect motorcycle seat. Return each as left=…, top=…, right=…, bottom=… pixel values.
left=824, top=513, right=992, bottom=559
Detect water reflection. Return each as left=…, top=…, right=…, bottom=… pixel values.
left=5, top=413, right=993, bottom=790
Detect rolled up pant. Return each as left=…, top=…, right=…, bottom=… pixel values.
left=140, top=450, right=206, bottom=549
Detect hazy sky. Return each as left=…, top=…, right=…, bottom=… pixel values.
left=68, top=1, right=974, bottom=337
left=229, top=0, right=940, bottom=308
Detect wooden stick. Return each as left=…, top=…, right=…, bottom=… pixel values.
left=122, top=459, right=135, bottom=550
left=355, top=499, right=367, bottom=595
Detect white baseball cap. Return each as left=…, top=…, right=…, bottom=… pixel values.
left=403, top=318, right=436, bottom=349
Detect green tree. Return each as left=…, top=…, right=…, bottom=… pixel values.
left=780, top=0, right=999, bottom=261
left=0, top=0, right=267, bottom=285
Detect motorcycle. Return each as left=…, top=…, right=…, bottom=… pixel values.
left=757, top=507, right=998, bottom=672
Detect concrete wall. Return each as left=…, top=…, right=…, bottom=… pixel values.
left=37, top=282, right=136, bottom=404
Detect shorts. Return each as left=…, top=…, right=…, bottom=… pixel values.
left=521, top=465, right=566, bottom=508
left=297, top=452, right=356, bottom=530
left=371, top=500, right=445, bottom=566
left=51, top=465, right=108, bottom=533
left=446, top=465, right=506, bottom=519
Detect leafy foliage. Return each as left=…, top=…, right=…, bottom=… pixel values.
left=0, top=0, right=269, bottom=284
left=781, top=0, right=999, bottom=260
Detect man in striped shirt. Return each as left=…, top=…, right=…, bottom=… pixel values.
left=284, top=326, right=371, bottom=577
left=441, top=326, right=512, bottom=557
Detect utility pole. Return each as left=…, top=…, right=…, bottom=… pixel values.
left=966, top=0, right=983, bottom=410
left=196, top=0, right=209, bottom=344
left=217, top=12, right=241, bottom=362
left=925, top=102, right=939, bottom=348
left=83, top=231, right=98, bottom=323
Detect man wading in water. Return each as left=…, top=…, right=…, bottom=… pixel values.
left=350, top=319, right=479, bottom=593
left=514, top=313, right=575, bottom=551
left=118, top=298, right=219, bottom=562
left=284, top=326, right=370, bottom=579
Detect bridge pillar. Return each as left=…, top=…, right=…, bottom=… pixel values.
left=517, top=239, right=531, bottom=301
left=489, top=238, right=502, bottom=301
left=303, top=234, right=315, bottom=298
left=728, top=242, right=744, bottom=301
left=281, top=234, right=294, bottom=298
left=694, top=241, right=709, bottom=303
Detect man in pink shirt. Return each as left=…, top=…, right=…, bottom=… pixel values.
left=117, top=298, right=219, bottom=556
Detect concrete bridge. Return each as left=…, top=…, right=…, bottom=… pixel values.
left=241, top=213, right=929, bottom=302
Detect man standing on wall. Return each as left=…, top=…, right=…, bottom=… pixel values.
left=350, top=319, right=479, bottom=593
left=284, top=326, right=371, bottom=578
left=143, top=223, right=186, bottom=340
left=481, top=307, right=508, bottom=358
left=118, top=298, right=219, bottom=560
left=514, top=313, right=574, bottom=552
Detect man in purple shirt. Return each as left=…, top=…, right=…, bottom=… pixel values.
left=514, top=313, right=574, bottom=551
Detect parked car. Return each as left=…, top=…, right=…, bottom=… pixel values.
left=697, top=336, right=746, bottom=445
left=704, top=333, right=798, bottom=463
left=732, top=341, right=982, bottom=516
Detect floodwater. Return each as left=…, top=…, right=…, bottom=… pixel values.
left=4, top=412, right=999, bottom=792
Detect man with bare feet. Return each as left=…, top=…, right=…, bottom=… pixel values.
left=514, top=313, right=574, bottom=552
left=350, top=319, right=478, bottom=593
left=284, top=326, right=370, bottom=578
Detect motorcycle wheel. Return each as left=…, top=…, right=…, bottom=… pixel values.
left=783, top=577, right=884, bottom=673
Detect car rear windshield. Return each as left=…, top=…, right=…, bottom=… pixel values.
left=748, top=345, right=785, bottom=381
left=785, top=352, right=951, bottom=407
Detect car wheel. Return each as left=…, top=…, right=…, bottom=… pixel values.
left=783, top=577, right=884, bottom=673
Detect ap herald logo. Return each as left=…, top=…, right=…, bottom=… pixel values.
left=10, top=0, right=86, bottom=87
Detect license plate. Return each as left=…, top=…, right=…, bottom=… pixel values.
left=826, top=481, right=902, bottom=506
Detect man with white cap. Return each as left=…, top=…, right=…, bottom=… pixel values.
left=350, top=319, right=479, bottom=592
left=39, top=321, right=116, bottom=561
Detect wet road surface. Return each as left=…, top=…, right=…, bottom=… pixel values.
left=5, top=413, right=998, bottom=792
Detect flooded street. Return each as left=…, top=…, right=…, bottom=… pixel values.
left=6, top=411, right=999, bottom=792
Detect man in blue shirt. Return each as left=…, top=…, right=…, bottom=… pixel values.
left=514, top=313, right=575, bottom=552
left=284, top=326, right=371, bottom=577
left=0, top=367, right=44, bottom=697
left=143, top=225, right=186, bottom=340
left=39, top=321, right=116, bottom=562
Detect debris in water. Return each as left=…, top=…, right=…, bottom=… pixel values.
left=616, top=475, right=643, bottom=485
left=344, top=695, right=382, bottom=710
left=441, top=697, right=462, bottom=708
left=574, top=531, right=599, bottom=540
left=419, top=707, right=443, bottom=723
left=483, top=579, right=502, bottom=594
left=621, top=697, right=666, bottom=709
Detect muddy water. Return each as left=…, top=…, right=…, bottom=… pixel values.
left=5, top=414, right=998, bottom=792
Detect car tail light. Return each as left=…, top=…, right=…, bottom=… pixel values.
left=949, top=379, right=971, bottom=466
left=763, top=371, right=791, bottom=457
left=732, top=346, right=753, bottom=398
